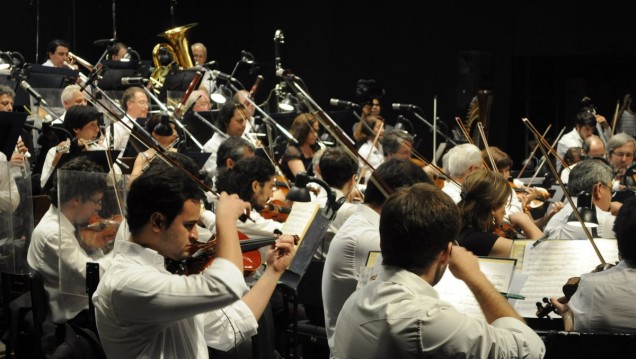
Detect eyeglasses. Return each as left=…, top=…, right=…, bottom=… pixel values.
left=611, top=151, right=633, bottom=159
left=130, top=100, right=149, bottom=106
left=599, top=182, right=614, bottom=194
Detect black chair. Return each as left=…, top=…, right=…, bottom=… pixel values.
left=285, top=260, right=329, bottom=359
left=540, top=330, right=636, bottom=358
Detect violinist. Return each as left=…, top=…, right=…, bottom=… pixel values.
left=560, top=135, right=604, bottom=184
left=322, top=159, right=432, bottom=354
left=556, top=109, right=597, bottom=172
left=355, top=114, right=385, bottom=174
left=545, top=159, right=617, bottom=239
left=382, top=130, right=440, bottom=182
left=130, top=115, right=179, bottom=182
left=93, top=166, right=296, bottom=358
left=313, top=147, right=360, bottom=260
left=440, top=143, right=482, bottom=203
left=606, top=133, right=635, bottom=190
left=202, top=100, right=247, bottom=180
left=40, top=105, right=105, bottom=189
left=550, top=196, right=636, bottom=333
left=27, top=157, right=113, bottom=328
left=458, top=169, right=542, bottom=258
left=279, top=113, right=321, bottom=181
left=214, top=136, right=255, bottom=191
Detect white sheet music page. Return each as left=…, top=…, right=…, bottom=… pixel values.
left=512, top=239, right=619, bottom=318
left=280, top=201, right=320, bottom=248
left=435, top=257, right=516, bottom=320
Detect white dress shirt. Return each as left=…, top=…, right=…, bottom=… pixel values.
left=42, top=59, right=55, bottom=67
left=26, top=205, right=112, bottom=323
left=202, top=132, right=226, bottom=180
left=556, top=128, right=584, bottom=171
left=333, top=266, right=546, bottom=359
left=314, top=187, right=358, bottom=261
left=105, top=116, right=135, bottom=154
left=358, top=140, right=384, bottom=173
left=322, top=204, right=380, bottom=351
left=569, top=260, right=636, bottom=333
left=544, top=197, right=615, bottom=239
left=0, top=155, right=20, bottom=212
left=93, top=239, right=256, bottom=358
left=40, top=140, right=106, bottom=188
left=441, top=180, right=462, bottom=204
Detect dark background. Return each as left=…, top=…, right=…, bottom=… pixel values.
left=4, top=0, right=636, bottom=167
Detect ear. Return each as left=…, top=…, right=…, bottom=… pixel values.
left=150, top=212, right=165, bottom=232
left=251, top=180, right=260, bottom=194
left=226, top=158, right=234, bottom=169
left=73, top=128, right=81, bottom=135
left=439, top=242, right=453, bottom=265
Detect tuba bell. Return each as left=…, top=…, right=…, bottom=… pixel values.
left=150, top=23, right=197, bottom=93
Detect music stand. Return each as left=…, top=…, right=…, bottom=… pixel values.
left=42, top=150, right=121, bottom=192
left=159, top=68, right=200, bottom=102
left=183, top=152, right=211, bottom=170
left=0, top=112, right=27, bottom=159
left=98, top=60, right=148, bottom=91
left=13, top=64, right=79, bottom=108
left=182, top=110, right=218, bottom=146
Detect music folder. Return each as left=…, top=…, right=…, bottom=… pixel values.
left=0, top=112, right=28, bottom=159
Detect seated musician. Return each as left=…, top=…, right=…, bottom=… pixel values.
left=556, top=109, right=596, bottom=172
left=202, top=100, right=247, bottom=180
left=550, top=196, right=636, bottom=333
left=313, top=147, right=359, bottom=260
left=322, top=159, right=431, bottom=354
left=27, top=157, right=113, bottom=327
left=354, top=114, right=385, bottom=180
left=381, top=129, right=412, bottom=161
left=333, top=183, right=545, bottom=359
left=54, top=84, right=88, bottom=124
left=105, top=86, right=149, bottom=153
left=107, top=42, right=128, bottom=61
left=93, top=166, right=296, bottom=357
left=560, top=135, right=606, bottom=184
left=130, top=115, right=178, bottom=182
left=606, top=133, right=635, bottom=190
left=484, top=147, right=563, bottom=232
left=545, top=159, right=617, bottom=239
left=42, top=39, right=70, bottom=68
left=458, top=169, right=542, bottom=257
left=40, top=105, right=105, bottom=189
left=214, top=136, right=255, bottom=191
left=279, top=113, right=321, bottom=181
left=0, top=84, right=32, bottom=160
left=440, top=143, right=482, bottom=203
left=184, top=89, right=212, bottom=112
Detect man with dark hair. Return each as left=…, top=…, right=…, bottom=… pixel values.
left=105, top=86, right=148, bottom=152
left=214, top=136, right=255, bottom=192
left=202, top=100, right=248, bottom=179
left=93, top=166, right=296, bottom=357
left=557, top=109, right=598, bottom=171
left=27, top=157, right=111, bottom=326
left=322, top=159, right=432, bottom=354
left=381, top=130, right=413, bottom=161
left=43, top=39, right=70, bottom=68
left=216, top=156, right=282, bottom=238
left=334, top=184, right=544, bottom=358
left=551, top=196, right=636, bottom=333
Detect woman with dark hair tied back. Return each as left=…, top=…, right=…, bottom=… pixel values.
left=458, top=169, right=543, bottom=257
left=279, top=113, right=321, bottom=181
left=130, top=115, right=178, bottom=182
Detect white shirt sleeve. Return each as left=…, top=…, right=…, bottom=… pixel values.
left=202, top=300, right=258, bottom=351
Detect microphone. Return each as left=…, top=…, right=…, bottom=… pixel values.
left=211, top=70, right=237, bottom=82
left=93, top=38, right=116, bottom=47
left=330, top=98, right=360, bottom=109
left=20, top=81, right=48, bottom=106
left=249, top=75, right=264, bottom=98
left=240, top=50, right=254, bottom=64
left=392, top=103, right=420, bottom=111
left=121, top=77, right=149, bottom=85
left=201, top=60, right=216, bottom=68
left=275, top=68, right=299, bottom=80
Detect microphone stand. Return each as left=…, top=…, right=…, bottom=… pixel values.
left=141, top=86, right=204, bottom=151
left=407, top=107, right=458, bottom=146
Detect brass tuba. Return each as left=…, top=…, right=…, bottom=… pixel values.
left=150, top=23, right=197, bottom=92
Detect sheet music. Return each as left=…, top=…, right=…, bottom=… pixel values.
left=280, top=201, right=320, bottom=247
left=433, top=257, right=516, bottom=320
left=512, top=239, right=619, bottom=317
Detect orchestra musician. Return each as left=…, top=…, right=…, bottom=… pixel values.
left=107, top=42, right=128, bottom=61
left=322, top=159, right=432, bottom=355
left=279, top=113, right=321, bottom=181
left=42, top=39, right=71, bottom=68
left=93, top=166, right=296, bottom=358
left=130, top=115, right=179, bottom=182
left=333, top=183, right=545, bottom=359
left=556, top=109, right=597, bottom=172
left=40, top=105, right=105, bottom=189
left=104, top=86, right=149, bottom=153
left=560, top=135, right=605, bottom=184
left=214, top=136, right=255, bottom=192
left=202, top=100, right=247, bottom=180
left=27, top=157, right=112, bottom=328
left=190, top=42, right=208, bottom=66
left=544, top=159, right=617, bottom=239
left=54, top=84, right=88, bottom=124
left=355, top=114, right=385, bottom=180
left=457, top=169, right=542, bottom=258
left=184, top=89, right=212, bottom=112
left=606, top=133, right=635, bottom=190
left=550, top=196, right=636, bottom=333
left=440, top=143, right=482, bottom=203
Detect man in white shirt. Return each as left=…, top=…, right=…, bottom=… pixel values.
left=322, top=159, right=432, bottom=354
left=27, top=157, right=113, bottom=326
left=551, top=196, right=636, bottom=333
left=441, top=143, right=482, bottom=203
left=53, top=84, right=88, bottom=124
left=42, top=39, right=70, bottom=68
left=105, top=86, right=148, bottom=153
left=333, top=183, right=545, bottom=359
left=202, top=100, right=247, bottom=180
left=606, top=133, right=636, bottom=187
left=93, top=166, right=295, bottom=358
left=545, top=159, right=616, bottom=239
left=556, top=110, right=597, bottom=171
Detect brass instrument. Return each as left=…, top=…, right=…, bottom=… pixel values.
left=67, top=52, right=94, bottom=72
left=150, top=23, right=197, bottom=93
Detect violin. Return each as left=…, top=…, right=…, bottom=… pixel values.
left=165, top=232, right=293, bottom=276
left=535, top=277, right=581, bottom=318
left=260, top=200, right=291, bottom=222
left=79, top=213, right=123, bottom=250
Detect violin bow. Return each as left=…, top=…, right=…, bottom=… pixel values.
left=516, top=124, right=551, bottom=179
left=523, top=118, right=608, bottom=268
left=526, top=126, right=566, bottom=188
left=476, top=122, right=498, bottom=173
left=357, top=121, right=384, bottom=188
left=454, top=117, right=491, bottom=170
